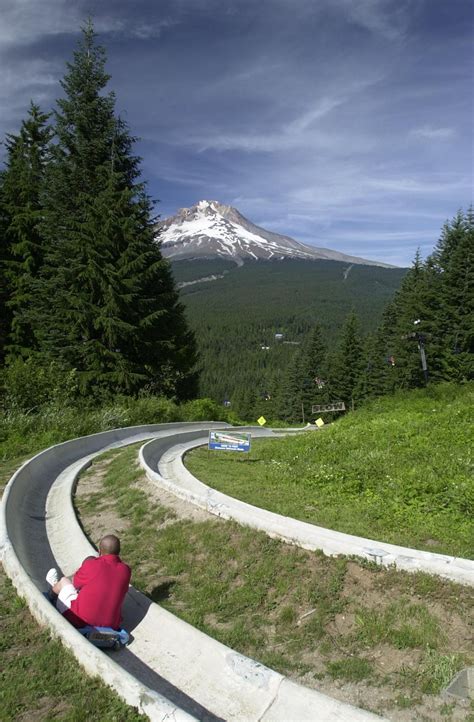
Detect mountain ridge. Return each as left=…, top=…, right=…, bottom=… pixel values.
left=156, top=200, right=397, bottom=268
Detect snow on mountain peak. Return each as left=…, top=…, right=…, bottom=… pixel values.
left=156, top=201, right=395, bottom=267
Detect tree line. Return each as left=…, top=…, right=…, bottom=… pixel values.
left=0, top=22, right=197, bottom=407
left=266, top=210, right=473, bottom=423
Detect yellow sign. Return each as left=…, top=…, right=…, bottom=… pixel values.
left=315, top=418, right=324, bottom=428
left=257, top=416, right=266, bottom=426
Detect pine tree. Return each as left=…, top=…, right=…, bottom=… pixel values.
left=365, top=300, right=400, bottom=397
left=276, top=349, right=305, bottom=422
left=328, top=311, right=363, bottom=409
left=0, top=172, right=12, bottom=364
left=387, top=250, right=437, bottom=388
left=300, top=323, right=329, bottom=418
left=2, top=103, right=52, bottom=358
left=233, top=386, right=258, bottom=421
left=430, top=209, right=473, bottom=381
left=355, top=332, right=383, bottom=401
left=34, top=22, right=197, bottom=398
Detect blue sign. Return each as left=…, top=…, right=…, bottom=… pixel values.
left=208, top=430, right=251, bottom=452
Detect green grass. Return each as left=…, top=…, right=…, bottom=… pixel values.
left=73, top=444, right=474, bottom=721
left=0, top=576, right=144, bottom=721
left=353, top=599, right=444, bottom=649
left=326, top=657, right=374, bottom=682
left=185, top=382, right=474, bottom=557
left=397, top=648, right=469, bottom=696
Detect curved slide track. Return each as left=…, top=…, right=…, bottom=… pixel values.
left=2, top=422, right=471, bottom=720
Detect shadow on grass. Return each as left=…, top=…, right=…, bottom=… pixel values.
left=149, top=579, right=176, bottom=603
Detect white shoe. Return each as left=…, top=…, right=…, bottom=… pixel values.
left=46, top=568, right=59, bottom=586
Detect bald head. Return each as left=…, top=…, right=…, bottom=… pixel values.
left=99, top=534, right=121, bottom=556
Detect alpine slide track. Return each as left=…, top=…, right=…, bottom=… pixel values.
left=1, top=422, right=473, bottom=721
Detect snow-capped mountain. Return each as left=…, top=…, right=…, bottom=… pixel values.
left=156, top=200, right=394, bottom=268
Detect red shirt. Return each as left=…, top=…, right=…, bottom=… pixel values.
left=64, top=554, right=131, bottom=629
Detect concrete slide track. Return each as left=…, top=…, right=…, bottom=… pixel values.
left=6, top=421, right=471, bottom=720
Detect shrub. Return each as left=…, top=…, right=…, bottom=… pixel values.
left=124, top=396, right=181, bottom=425
left=181, top=398, right=228, bottom=421
left=1, top=358, right=79, bottom=412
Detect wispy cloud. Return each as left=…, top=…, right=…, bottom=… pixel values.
left=177, top=89, right=378, bottom=154
left=286, top=97, right=346, bottom=133
left=411, top=125, right=456, bottom=140
left=128, top=18, right=179, bottom=39
left=366, top=176, right=468, bottom=194
left=334, top=0, right=412, bottom=41
left=0, top=1, right=178, bottom=48
left=0, top=0, right=82, bottom=46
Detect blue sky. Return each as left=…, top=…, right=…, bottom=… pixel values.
left=1, top=0, right=472, bottom=266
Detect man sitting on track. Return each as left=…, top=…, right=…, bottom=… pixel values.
left=46, top=534, right=131, bottom=629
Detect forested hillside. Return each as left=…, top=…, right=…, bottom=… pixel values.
left=171, top=208, right=472, bottom=422
left=172, top=258, right=407, bottom=407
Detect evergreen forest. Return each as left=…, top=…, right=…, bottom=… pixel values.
left=173, top=211, right=472, bottom=422
left=0, top=23, right=472, bottom=424
left=171, top=257, right=406, bottom=415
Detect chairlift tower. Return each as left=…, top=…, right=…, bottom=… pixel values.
left=402, top=319, right=428, bottom=384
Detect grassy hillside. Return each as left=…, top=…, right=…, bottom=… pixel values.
left=185, top=382, right=473, bottom=558
left=171, top=258, right=407, bottom=401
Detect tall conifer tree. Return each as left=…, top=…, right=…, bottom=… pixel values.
left=328, top=311, right=363, bottom=408
left=0, top=172, right=12, bottom=364
left=2, top=103, right=52, bottom=358
left=430, top=209, right=473, bottom=380
left=369, top=209, right=473, bottom=393
left=277, top=349, right=306, bottom=422
left=35, top=22, right=197, bottom=398
left=275, top=324, right=329, bottom=421
left=387, top=250, right=437, bottom=388
left=300, top=323, right=329, bottom=417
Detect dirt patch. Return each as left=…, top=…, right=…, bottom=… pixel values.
left=16, top=698, right=73, bottom=721
left=75, top=457, right=130, bottom=542
left=134, top=475, right=212, bottom=524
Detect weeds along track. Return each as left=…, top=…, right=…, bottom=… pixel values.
left=1, top=423, right=383, bottom=722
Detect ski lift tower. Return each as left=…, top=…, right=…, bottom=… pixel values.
left=402, top=319, right=429, bottom=384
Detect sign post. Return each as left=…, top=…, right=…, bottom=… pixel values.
left=208, top=430, right=251, bottom=453
left=311, top=402, right=346, bottom=414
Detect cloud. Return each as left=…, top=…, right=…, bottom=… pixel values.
left=128, top=18, right=179, bottom=39
left=366, top=176, right=468, bottom=194
left=333, top=0, right=412, bottom=41
left=411, top=125, right=456, bottom=140
left=0, top=0, right=178, bottom=50
left=0, top=57, right=62, bottom=138
left=174, top=85, right=379, bottom=154
left=286, top=97, right=346, bottom=133
left=0, top=0, right=82, bottom=47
